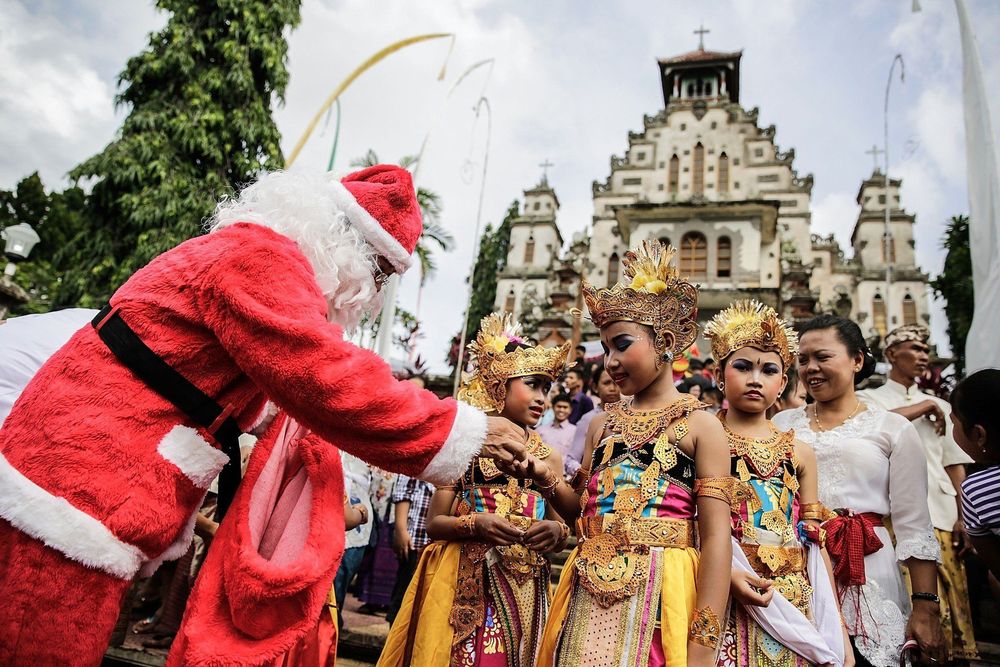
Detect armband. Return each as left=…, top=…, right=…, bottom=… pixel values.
left=693, top=476, right=736, bottom=505
left=800, top=502, right=836, bottom=522
left=688, top=605, right=722, bottom=648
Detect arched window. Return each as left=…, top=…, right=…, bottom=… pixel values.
left=668, top=154, right=679, bottom=194
left=872, top=293, right=887, bottom=337
left=524, top=235, right=535, bottom=264
left=717, top=236, right=732, bottom=278
left=902, top=293, right=917, bottom=325
left=608, top=253, right=620, bottom=286
left=693, top=143, right=704, bottom=195
left=680, top=232, right=708, bottom=278
left=504, top=290, right=516, bottom=314
left=718, top=152, right=729, bottom=194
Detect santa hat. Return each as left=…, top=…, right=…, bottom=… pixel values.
left=328, top=164, right=423, bottom=273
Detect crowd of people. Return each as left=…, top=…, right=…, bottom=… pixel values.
left=2, top=166, right=1000, bottom=667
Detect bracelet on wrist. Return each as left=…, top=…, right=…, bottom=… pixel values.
left=911, top=592, right=940, bottom=604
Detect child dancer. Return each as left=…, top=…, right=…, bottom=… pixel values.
left=539, top=240, right=733, bottom=667
left=704, top=301, right=849, bottom=666
left=377, top=313, right=571, bottom=667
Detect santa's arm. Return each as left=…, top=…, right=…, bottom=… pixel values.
left=200, top=234, right=485, bottom=484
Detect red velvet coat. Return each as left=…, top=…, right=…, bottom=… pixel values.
left=0, top=222, right=484, bottom=664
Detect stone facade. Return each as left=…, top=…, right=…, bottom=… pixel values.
left=494, top=45, right=930, bottom=352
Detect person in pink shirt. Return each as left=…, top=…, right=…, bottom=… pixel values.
left=536, top=394, right=577, bottom=474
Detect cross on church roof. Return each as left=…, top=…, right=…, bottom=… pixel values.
left=865, top=144, right=885, bottom=172
left=539, top=159, right=554, bottom=185
left=694, top=23, right=710, bottom=50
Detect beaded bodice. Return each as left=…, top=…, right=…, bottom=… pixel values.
left=582, top=396, right=703, bottom=522
left=721, top=415, right=801, bottom=546
left=456, top=431, right=550, bottom=522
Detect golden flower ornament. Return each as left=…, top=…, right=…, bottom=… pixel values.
left=703, top=299, right=799, bottom=368
left=579, top=239, right=699, bottom=360
left=457, top=312, right=570, bottom=413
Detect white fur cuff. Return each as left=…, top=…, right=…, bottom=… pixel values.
left=0, top=449, right=145, bottom=579
left=420, top=401, right=487, bottom=485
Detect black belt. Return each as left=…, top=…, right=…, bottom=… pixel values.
left=92, top=305, right=243, bottom=522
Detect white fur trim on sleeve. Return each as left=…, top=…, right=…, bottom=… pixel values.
left=157, top=425, right=230, bottom=489
left=327, top=180, right=412, bottom=274
left=0, top=449, right=146, bottom=579
left=419, top=401, right=487, bottom=485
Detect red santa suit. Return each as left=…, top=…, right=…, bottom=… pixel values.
left=0, top=166, right=487, bottom=666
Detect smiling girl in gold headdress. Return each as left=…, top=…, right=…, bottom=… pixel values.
left=704, top=300, right=850, bottom=667
left=376, top=312, right=571, bottom=667
left=537, top=240, right=733, bottom=667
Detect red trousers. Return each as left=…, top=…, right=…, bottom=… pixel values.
left=0, top=518, right=131, bottom=666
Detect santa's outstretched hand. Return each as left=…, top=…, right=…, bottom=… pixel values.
left=482, top=415, right=530, bottom=473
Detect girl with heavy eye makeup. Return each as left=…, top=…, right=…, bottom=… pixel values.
left=704, top=301, right=850, bottom=667
left=378, top=313, right=571, bottom=667
left=538, top=241, right=732, bottom=667
left=772, top=314, right=945, bottom=667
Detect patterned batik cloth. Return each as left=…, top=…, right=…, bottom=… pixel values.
left=376, top=450, right=551, bottom=667
left=538, top=401, right=702, bottom=667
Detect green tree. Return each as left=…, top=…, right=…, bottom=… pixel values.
left=464, top=200, right=517, bottom=342
left=931, top=214, right=974, bottom=376
left=0, top=173, right=88, bottom=314
left=61, top=0, right=301, bottom=307
left=350, top=150, right=454, bottom=284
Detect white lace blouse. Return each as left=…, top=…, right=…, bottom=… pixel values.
left=772, top=406, right=941, bottom=667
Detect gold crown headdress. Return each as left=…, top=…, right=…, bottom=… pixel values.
left=579, top=240, right=699, bottom=362
left=703, top=300, right=799, bottom=368
left=458, top=312, right=571, bottom=413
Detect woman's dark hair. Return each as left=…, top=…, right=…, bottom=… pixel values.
left=951, top=369, right=1000, bottom=448
left=591, top=364, right=608, bottom=388
left=797, top=314, right=877, bottom=384
left=504, top=341, right=531, bottom=353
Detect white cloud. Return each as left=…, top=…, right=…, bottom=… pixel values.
left=4, top=0, right=1000, bottom=370
left=811, top=191, right=859, bottom=252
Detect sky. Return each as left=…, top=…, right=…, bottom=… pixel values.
left=2, top=0, right=999, bottom=372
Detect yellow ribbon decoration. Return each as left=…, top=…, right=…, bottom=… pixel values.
left=285, top=33, right=454, bottom=167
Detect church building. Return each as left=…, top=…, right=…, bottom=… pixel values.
left=494, top=39, right=930, bottom=354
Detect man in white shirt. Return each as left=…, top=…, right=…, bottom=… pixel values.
left=0, top=308, right=97, bottom=425
left=858, top=324, right=978, bottom=660
left=535, top=393, right=576, bottom=476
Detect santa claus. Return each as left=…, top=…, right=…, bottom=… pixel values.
left=0, top=165, right=527, bottom=666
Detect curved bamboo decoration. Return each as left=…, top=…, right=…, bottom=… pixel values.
left=285, top=33, right=454, bottom=167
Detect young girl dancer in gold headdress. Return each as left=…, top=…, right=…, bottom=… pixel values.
left=704, top=301, right=850, bottom=667
left=377, top=313, right=572, bottom=667
left=538, top=240, right=733, bottom=667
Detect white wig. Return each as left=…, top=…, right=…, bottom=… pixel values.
left=206, top=170, right=383, bottom=331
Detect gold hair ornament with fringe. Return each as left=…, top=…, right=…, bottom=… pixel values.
left=703, top=299, right=799, bottom=368
left=577, top=240, right=699, bottom=361
left=457, top=312, right=570, bottom=413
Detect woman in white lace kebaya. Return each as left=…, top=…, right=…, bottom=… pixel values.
left=772, top=315, right=945, bottom=667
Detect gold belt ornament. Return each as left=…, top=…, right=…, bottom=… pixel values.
left=577, top=515, right=697, bottom=548
left=739, top=542, right=806, bottom=577
left=574, top=514, right=696, bottom=608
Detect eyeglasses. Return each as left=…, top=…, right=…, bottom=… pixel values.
left=371, top=258, right=391, bottom=290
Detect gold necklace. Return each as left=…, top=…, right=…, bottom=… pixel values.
left=720, top=413, right=791, bottom=477
left=812, top=400, right=862, bottom=433
left=604, top=394, right=704, bottom=449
